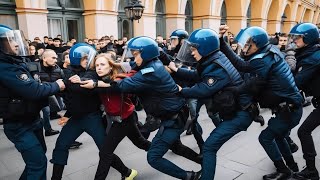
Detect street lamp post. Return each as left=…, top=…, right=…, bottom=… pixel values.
left=124, top=0, right=144, bottom=38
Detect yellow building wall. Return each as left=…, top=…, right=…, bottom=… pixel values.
left=8, top=0, right=320, bottom=40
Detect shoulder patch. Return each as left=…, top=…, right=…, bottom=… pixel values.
left=206, top=77, right=216, bottom=87
left=140, top=67, right=155, bottom=75
left=17, top=73, right=31, bottom=82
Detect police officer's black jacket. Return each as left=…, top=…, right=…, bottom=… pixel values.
left=294, top=43, right=320, bottom=97
left=0, top=53, right=60, bottom=122
left=62, top=66, right=101, bottom=118
left=220, top=38, right=303, bottom=108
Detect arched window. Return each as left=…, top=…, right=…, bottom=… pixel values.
left=0, top=0, right=18, bottom=29
left=118, top=0, right=131, bottom=39
left=221, top=1, right=227, bottom=25
left=47, top=0, right=84, bottom=42
left=185, top=0, right=193, bottom=33
left=246, top=3, right=251, bottom=27
left=156, top=0, right=166, bottom=38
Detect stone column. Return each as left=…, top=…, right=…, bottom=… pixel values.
left=133, top=13, right=157, bottom=38
left=267, top=20, right=281, bottom=33
left=165, top=14, right=186, bottom=38
left=283, top=21, right=297, bottom=34
left=193, top=15, right=221, bottom=32
left=250, top=18, right=268, bottom=30
left=15, top=8, right=48, bottom=40
left=226, top=16, right=248, bottom=34
left=83, top=10, right=118, bottom=39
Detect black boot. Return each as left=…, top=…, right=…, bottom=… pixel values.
left=293, top=167, right=319, bottom=180
left=263, top=160, right=292, bottom=180
left=186, top=125, right=193, bottom=135
left=293, top=158, right=319, bottom=180
left=184, top=171, right=202, bottom=180
left=254, top=115, right=265, bottom=126
left=284, top=155, right=299, bottom=172
left=51, top=164, right=65, bottom=180
left=69, top=141, right=83, bottom=149
left=288, top=141, right=299, bottom=153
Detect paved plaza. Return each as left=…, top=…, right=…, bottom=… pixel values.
left=0, top=105, right=319, bottom=180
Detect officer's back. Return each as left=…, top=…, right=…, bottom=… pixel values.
left=115, top=36, right=185, bottom=118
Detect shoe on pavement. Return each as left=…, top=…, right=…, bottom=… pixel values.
left=69, top=141, right=83, bottom=149
left=293, top=167, right=319, bottom=180
left=123, top=169, right=138, bottom=180
left=45, top=129, right=60, bottom=136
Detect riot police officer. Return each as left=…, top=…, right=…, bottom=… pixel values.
left=168, top=29, right=189, bottom=57
left=289, top=23, right=320, bottom=180
left=219, top=25, right=304, bottom=180
left=168, top=28, right=253, bottom=180
left=0, top=24, right=65, bottom=180
left=87, top=36, right=201, bottom=180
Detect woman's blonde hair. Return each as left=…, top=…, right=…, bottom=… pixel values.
left=92, top=53, right=120, bottom=80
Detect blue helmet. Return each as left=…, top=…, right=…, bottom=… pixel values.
left=170, top=29, right=189, bottom=40
left=127, top=36, right=160, bottom=63
left=187, top=28, right=219, bottom=57
left=0, top=24, right=30, bottom=56
left=235, top=26, right=269, bottom=49
left=69, top=43, right=97, bottom=68
left=0, top=24, right=12, bottom=36
left=289, top=23, right=319, bottom=45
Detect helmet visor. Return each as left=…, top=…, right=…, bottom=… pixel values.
left=287, top=34, right=305, bottom=50
left=0, top=30, right=29, bottom=56
left=176, top=41, right=196, bottom=65
left=235, top=29, right=252, bottom=48
left=83, top=48, right=97, bottom=70
left=120, top=45, right=133, bottom=62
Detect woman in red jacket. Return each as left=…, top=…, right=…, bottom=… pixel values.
left=90, top=53, right=151, bottom=180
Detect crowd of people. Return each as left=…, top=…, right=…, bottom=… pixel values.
left=0, top=22, right=320, bottom=180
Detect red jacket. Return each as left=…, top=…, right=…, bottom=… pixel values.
left=100, top=71, right=135, bottom=120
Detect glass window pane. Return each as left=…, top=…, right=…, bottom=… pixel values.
left=47, top=0, right=59, bottom=7
left=123, top=20, right=129, bottom=38
left=66, top=0, right=80, bottom=8
left=156, top=0, right=165, bottom=14
left=0, top=0, right=15, bottom=3
left=0, top=15, right=17, bottom=29
left=220, top=2, right=227, bottom=24
left=67, top=20, right=78, bottom=41
left=48, top=18, right=62, bottom=38
left=185, top=1, right=192, bottom=16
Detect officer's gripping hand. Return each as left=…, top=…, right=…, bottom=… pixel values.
left=69, top=75, right=81, bottom=83
left=165, top=66, right=173, bottom=74
left=80, top=80, right=110, bottom=89
left=58, top=117, right=69, bottom=126
left=56, top=79, right=66, bottom=91
left=168, top=61, right=178, bottom=72
left=219, top=25, right=229, bottom=38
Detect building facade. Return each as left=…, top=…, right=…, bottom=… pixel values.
left=0, top=0, right=319, bottom=42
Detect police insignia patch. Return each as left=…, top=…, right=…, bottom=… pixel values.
left=17, top=73, right=30, bottom=82
left=207, top=78, right=216, bottom=86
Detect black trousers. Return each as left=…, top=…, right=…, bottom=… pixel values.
left=94, top=112, right=151, bottom=180
left=298, top=107, right=320, bottom=162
